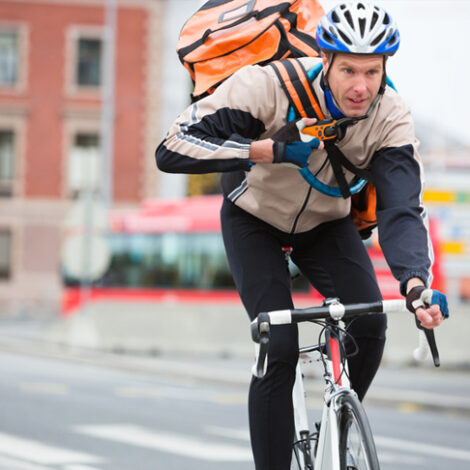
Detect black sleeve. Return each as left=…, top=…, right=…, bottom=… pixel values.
left=155, top=107, right=266, bottom=174
left=371, top=144, right=433, bottom=295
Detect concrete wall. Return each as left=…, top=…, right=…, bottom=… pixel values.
left=47, top=299, right=470, bottom=368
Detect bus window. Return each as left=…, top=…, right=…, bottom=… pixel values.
left=63, top=231, right=310, bottom=293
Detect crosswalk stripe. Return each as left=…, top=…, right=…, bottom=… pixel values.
left=63, top=466, right=103, bottom=470
left=378, top=452, right=424, bottom=465
left=376, top=435, right=470, bottom=462
left=205, top=426, right=465, bottom=465
left=76, top=424, right=252, bottom=461
left=205, top=425, right=250, bottom=441
left=0, top=455, right=53, bottom=470
left=0, top=432, right=103, bottom=466
left=19, top=382, right=68, bottom=396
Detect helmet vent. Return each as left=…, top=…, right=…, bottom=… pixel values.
left=344, top=10, right=354, bottom=28
left=383, top=13, right=390, bottom=25
left=370, top=30, right=385, bottom=47
left=322, top=30, right=336, bottom=46
left=388, top=32, right=398, bottom=46
left=337, top=29, right=353, bottom=46
left=331, top=11, right=340, bottom=23
left=359, top=18, right=366, bottom=38
left=370, top=11, right=379, bottom=29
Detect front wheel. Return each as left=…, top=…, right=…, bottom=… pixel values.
left=338, top=392, right=380, bottom=470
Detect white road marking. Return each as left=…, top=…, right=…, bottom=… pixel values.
left=19, top=382, right=69, bottom=396
left=376, top=435, right=470, bottom=462
left=0, top=432, right=103, bottom=465
left=0, top=455, right=53, bottom=470
left=114, top=385, right=212, bottom=401
left=378, top=452, right=424, bottom=465
left=76, top=424, right=252, bottom=461
left=206, top=426, right=469, bottom=466
left=63, top=466, right=103, bottom=470
left=205, top=425, right=250, bottom=441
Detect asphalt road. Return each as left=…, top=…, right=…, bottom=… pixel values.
left=0, top=351, right=469, bottom=470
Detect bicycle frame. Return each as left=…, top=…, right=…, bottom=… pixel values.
left=293, top=321, right=354, bottom=470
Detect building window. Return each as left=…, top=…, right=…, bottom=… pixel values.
left=0, top=229, right=11, bottom=280
left=0, top=130, right=14, bottom=197
left=77, top=38, right=102, bottom=87
left=67, top=132, right=101, bottom=198
left=0, top=29, right=18, bottom=86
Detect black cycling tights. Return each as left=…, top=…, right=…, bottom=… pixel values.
left=221, top=200, right=387, bottom=470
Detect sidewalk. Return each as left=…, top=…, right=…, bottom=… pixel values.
left=0, top=309, right=470, bottom=416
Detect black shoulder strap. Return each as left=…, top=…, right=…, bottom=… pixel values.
left=325, top=142, right=374, bottom=199
left=269, top=58, right=325, bottom=120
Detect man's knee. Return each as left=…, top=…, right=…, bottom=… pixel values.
left=347, top=313, right=387, bottom=340
left=267, top=324, right=299, bottom=368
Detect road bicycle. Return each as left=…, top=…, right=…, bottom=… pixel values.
left=251, top=297, right=440, bottom=470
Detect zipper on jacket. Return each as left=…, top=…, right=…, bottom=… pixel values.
left=291, top=186, right=312, bottom=234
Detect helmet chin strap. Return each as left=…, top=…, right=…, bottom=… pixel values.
left=322, top=54, right=387, bottom=120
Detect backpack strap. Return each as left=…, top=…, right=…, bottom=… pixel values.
left=271, top=58, right=374, bottom=199
left=325, top=141, right=374, bottom=198
left=269, top=58, right=325, bottom=121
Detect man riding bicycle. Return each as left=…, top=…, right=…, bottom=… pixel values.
left=156, top=2, right=448, bottom=469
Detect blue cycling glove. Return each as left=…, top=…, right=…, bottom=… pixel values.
left=406, top=286, right=449, bottom=318
left=271, top=120, right=321, bottom=169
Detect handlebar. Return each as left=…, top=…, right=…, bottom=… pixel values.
left=251, top=298, right=440, bottom=378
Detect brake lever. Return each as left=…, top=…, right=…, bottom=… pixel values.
left=251, top=312, right=271, bottom=378
left=414, top=317, right=440, bottom=367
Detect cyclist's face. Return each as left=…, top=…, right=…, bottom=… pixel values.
left=322, top=53, right=384, bottom=117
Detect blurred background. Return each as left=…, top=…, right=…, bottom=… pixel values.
left=0, top=2, right=469, bottom=469
left=0, top=0, right=468, bottom=348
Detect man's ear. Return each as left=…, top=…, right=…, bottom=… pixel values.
left=321, top=52, right=329, bottom=72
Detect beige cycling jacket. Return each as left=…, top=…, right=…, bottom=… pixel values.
left=156, top=57, right=432, bottom=293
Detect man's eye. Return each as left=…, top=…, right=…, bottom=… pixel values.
left=343, top=68, right=353, bottom=74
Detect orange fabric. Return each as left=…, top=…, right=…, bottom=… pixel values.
left=184, top=16, right=278, bottom=62
left=286, top=31, right=319, bottom=58
left=290, top=0, right=326, bottom=31
left=274, top=63, right=308, bottom=119
left=289, top=59, right=325, bottom=120
left=192, top=27, right=281, bottom=96
left=178, top=0, right=269, bottom=49
left=177, top=0, right=324, bottom=97
left=351, top=183, right=377, bottom=232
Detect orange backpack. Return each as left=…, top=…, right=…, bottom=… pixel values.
left=177, top=0, right=325, bottom=100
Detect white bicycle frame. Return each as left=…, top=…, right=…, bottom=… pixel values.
left=292, top=334, right=353, bottom=470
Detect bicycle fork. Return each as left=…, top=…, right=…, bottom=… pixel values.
left=297, top=322, right=351, bottom=470
left=293, top=363, right=314, bottom=469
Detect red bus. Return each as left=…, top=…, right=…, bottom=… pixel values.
left=61, top=195, right=443, bottom=316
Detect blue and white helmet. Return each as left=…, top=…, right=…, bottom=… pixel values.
left=316, top=2, right=400, bottom=56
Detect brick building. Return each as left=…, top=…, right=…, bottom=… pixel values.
left=0, top=0, right=166, bottom=314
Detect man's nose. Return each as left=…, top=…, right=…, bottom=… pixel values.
left=352, top=76, right=367, bottom=94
